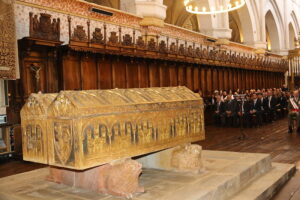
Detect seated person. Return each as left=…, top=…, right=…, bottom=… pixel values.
left=280, top=92, right=288, bottom=116
left=251, top=93, right=263, bottom=126
left=264, top=90, right=277, bottom=122
left=222, top=95, right=238, bottom=127
left=212, top=95, right=225, bottom=126
left=237, top=95, right=252, bottom=128
left=288, top=90, right=300, bottom=133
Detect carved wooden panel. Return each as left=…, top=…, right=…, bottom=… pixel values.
left=29, top=12, right=60, bottom=41
left=169, top=64, right=178, bottom=87
left=193, top=67, right=200, bottom=91
left=186, top=66, right=193, bottom=90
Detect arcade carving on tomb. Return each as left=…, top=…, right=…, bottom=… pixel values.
left=21, top=87, right=205, bottom=170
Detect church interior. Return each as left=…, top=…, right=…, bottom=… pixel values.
left=1, top=0, right=300, bottom=199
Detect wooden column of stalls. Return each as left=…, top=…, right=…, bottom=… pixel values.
left=12, top=50, right=286, bottom=111
left=9, top=42, right=288, bottom=127
left=60, top=54, right=286, bottom=92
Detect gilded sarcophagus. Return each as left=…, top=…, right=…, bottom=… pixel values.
left=21, top=93, right=58, bottom=164
left=21, top=87, right=205, bottom=170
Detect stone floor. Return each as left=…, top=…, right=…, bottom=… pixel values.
left=1, top=118, right=300, bottom=199
left=0, top=150, right=294, bottom=200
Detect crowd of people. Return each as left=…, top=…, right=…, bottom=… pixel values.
left=204, top=85, right=298, bottom=133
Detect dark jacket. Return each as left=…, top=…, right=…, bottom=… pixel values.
left=212, top=101, right=225, bottom=114
left=253, top=98, right=262, bottom=112
left=224, top=99, right=238, bottom=114
left=263, top=96, right=277, bottom=110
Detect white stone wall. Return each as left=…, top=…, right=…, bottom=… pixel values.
left=132, top=0, right=300, bottom=54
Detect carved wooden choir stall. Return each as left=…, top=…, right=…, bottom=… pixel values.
left=8, top=7, right=287, bottom=125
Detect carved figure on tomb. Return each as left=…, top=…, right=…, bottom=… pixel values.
left=91, top=28, right=104, bottom=44
left=71, top=25, right=88, bottom=42
left=54, top=122, right=73, bottom=165
left=98, top=159, right=144, bottom=198
left=171, top=144, right=203, bottom=172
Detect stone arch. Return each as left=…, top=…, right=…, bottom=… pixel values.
left=288, top=23, right=296, bottom=49
left=229, top=12, right=242, bottom=43
left=233, top=0, right=258, bottom=45
left=291, top=11, right=299, bottom=35
left=264, top=0, right=284, bottom=52
left=182, top=15, right=200, bottom=32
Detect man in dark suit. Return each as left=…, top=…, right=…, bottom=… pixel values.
left=264, top=91, right=277, bottom=122
left=237, top=95, right=252, bottom=128
left=223, top=95, right=238, bottom=127
left=280, top=92, right=288, bottom=116
left=251, top=93, right=263, bottom=126
left=212, top=95, right=224, bottom=126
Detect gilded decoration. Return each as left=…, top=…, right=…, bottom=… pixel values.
left=21, top=87, right=205, bottom=170
left=0, top=0, right=18, bottom=79
left=21, top=93, right=57, bottom=164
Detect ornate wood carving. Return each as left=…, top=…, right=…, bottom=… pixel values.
left=186, top=45, right=194, bottom=57
left=108, top=32, right=118, bottom=45
left=30, top=63, right=42, bottom=92
left=169, top=42, right=177, bottom=54
left=91, top=28, right=104, bottom=44
left=159, top=40, right=167, bottom=53
left=122, top=34, right=133, bottom=46
left=136, top=36, right=145, bottom=48
left=178, top=44, right=185, bottom=56
left=148, top=38, right=156, bottom=51
left=71, top=25, right=88, bottom=42
left=29, top=12, right=60, bottom=41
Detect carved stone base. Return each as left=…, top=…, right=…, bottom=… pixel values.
left=47, top=159, right=144, bottom=198
left=137, top=144, right=204, bottom=173
left=171, top=144, right=203, bottom=173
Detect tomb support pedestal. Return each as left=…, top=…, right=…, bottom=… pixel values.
left=47, top=159, right=144, bottom=198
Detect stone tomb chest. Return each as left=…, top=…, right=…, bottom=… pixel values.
left=21, top=93, right=58, bottom=164
left=21, top=87, right=205, bottom=170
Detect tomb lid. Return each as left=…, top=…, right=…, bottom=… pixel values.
left=48, top=86, right=201, bottom=118
left=21, top=93, right=57, bottom=117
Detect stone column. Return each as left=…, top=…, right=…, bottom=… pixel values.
left=135, top=0, right=167, bottom=27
